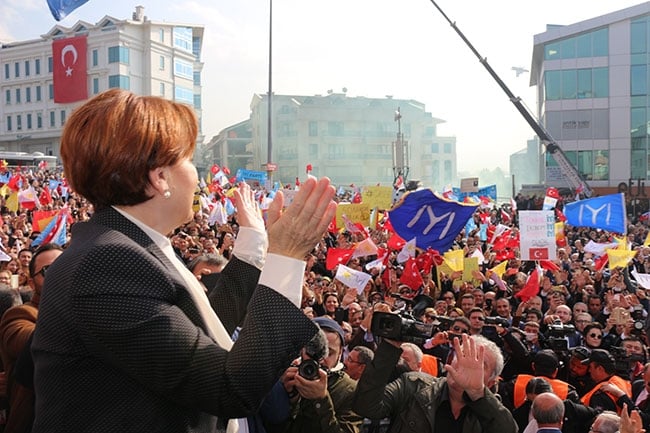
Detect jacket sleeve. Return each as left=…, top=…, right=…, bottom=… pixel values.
left=352, top=341, right=404, bottom=419
left=303, top=384, right=363, bottom=433
left=465, top=387, right=519, bottom=433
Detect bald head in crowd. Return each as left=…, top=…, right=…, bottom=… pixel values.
left=532, top=392, right=565, bottom=429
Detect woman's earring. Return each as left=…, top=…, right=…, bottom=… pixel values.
left=163, top=190, right=171, bottom=199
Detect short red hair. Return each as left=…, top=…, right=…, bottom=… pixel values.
left=60, top=89, right=198, bottom=209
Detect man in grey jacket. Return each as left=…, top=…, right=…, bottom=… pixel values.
left=352, top=333, right=517, bottom=433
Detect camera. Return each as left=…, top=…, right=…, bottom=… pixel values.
left=297, top=358, right=321, bottom=380
left=631, top=304, right=645, bottom=336
left=484, top=316, right=509, bottom=327
left=371, top=312, right=434, bottom=345
left=545, top=319, right=576, bottom=354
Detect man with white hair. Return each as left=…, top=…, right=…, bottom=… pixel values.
left=353, top=334, right=517, bottom=433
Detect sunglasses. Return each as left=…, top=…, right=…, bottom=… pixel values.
left=451, top=326, right=469, bottom=334
left=443, top=296, right=455, bottom=300
left=588, top=333, right=603, bottom=339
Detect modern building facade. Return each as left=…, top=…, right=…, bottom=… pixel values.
left=0, top=6, right=204, bottom=157
left=205, top=91, right=457, bottom=188
left=530, top=2, right=650, bottom=196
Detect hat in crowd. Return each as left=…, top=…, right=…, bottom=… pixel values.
left=368, top=291, right=384, bottom=301
left=320, top=276, right=332, bottom=283
left=312, top=316, right=345, bottom=347
left=533, top=349, right=559, bottom=375
left=570, top=346, right=590, bottom=361
left=581, top=348, right=616, bottom=372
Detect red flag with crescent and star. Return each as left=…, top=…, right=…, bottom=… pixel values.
left=53, top=35, right=88, bottom=103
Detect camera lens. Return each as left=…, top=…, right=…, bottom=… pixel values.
left=298, top=359, right=320, bottom=380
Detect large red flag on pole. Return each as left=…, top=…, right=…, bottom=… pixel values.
left=52, top=35, right=88, bottom=103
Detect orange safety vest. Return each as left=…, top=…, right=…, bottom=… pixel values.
left=421, top=354, right=440, bottom=377
left=581, top=375, right=632, bottom=414
left=513, top=374, right=570, bottom=409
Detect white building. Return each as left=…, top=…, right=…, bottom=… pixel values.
left=530, top=2, right=650, bottom=195
left=219, top=91, right=458, bottom=188
left=0, top=6, right=204, bottom=157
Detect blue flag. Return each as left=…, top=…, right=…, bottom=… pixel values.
left=563, top=193, right=626, bottom=234
left=47, top=0, right=90, bottom=21
left=388, top=189, right=479, bottom=252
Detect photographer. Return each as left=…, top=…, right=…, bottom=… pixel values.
left=580, top=349, right=632, bottom=413
left=278, top=316, right=363, bottom=433
left=498, top=349, right=580, bottom=412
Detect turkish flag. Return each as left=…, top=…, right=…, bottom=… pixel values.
left=400, top=257, right=424, bottom=291
left=325, top=247, right=354, bottom=270
left=53, top=35, right=88, bottom=103
left=529, top=247, right=549, bottom=260
left=514, top=267, right=540, bottom=302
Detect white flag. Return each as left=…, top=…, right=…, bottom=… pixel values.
left=335, top=264, right=372, bottom=295
left=584, top=240, right=619, bottom=257
left=352, top=237, right=378, bottom=259
left=397, top=237, right=417, bottom=264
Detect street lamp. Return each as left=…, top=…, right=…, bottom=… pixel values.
left=266, top=0, right=274, bottom=185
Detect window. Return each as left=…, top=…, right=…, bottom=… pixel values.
left=49, top=111, right=55, bottom=127
left=15, top=89, right=21, bottom=103
left=443, top=143, right=452, bottom=153
left=27, top=114, right=32, bottom=130
left=35, top=59, right=40, bottom=75
left=193, top=71, right=200, bottom=86
left=444, top=160, right=452, bottom=183
left=173, top=59, right=193, bottom=79
left=93, top=78, right=99, bottom=94
left=631, top=65, right=646, bottom=96
left=37, top=112, right=42, bottom=129
left=14, top=62, right=19, bottom=78
left=309, top=143, right=318, bottom=156
left=108, top=46, right=130, bottom=64
left=92, top=49, right=98, bottom=67
left=577, top=69, right=593, bottom=98
left=173, top=27, right=193, bottom=52
left=193, top=94, right=201, bottom=109
left=6, top=116, right=11, bottom=132
left=431, top=143, right=439, bottom=153
left=4, top=64, right=8, bottom=80
left=159, top=28, right=165, bottom=43
left=309, top=121, right=318, bottom=136
left=24, top=60, right=30, bottom=76
left=5, top=90, right=10, bottom=104
left=16, top=115, right=22, bottom=130
left=48, top=57, right=53, bottom=73
left=159, top=55, right=165, bottom=70
left=36, top=86, right=41, bottom=101
left=561, top=70, right=577, bottom=99
left=160, top=82, right=165, bottom=96
left=108, top=75, right=130, bottom=89
left=60, top=110, right=66, bottom=125
left=25, top=87, right=31, bottom=103
left=174, top=85, right=193, bottom=104
left=48, top=84, right=54, bottom=100
left=327, top=121, right=344, bottom=136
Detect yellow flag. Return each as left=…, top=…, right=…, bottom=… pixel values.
left=0, top=184, right=8, bottom=198
left=613, top=235, right=630, bottom=250
left=644, top=231, right=650, bottom=247
left=443, top=249, right=465, bottom=272
left=5, top=191, right=18, bottom=213
left=607, top=248, right=637, bottom=269
left=489, top=260, right=508, bottom=278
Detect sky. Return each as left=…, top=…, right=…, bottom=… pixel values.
left=0, top=0, right=646, bottom=173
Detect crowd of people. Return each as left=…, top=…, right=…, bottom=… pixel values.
left=0, top=89, right=647, bottom=433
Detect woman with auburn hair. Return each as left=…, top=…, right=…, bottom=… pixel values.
left=31, top=89, right=338, bottom=433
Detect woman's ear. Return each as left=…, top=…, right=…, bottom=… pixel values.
left=148, top=167, right=169, bottom=196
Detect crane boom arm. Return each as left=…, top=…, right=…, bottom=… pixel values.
left=428, top=0, right=593, bottom=197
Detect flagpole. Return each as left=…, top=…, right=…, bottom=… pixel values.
left=266, top=0, right=274, bottom=185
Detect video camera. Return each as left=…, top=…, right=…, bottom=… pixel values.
left=544, top=319, right=576, bottom=354
left=480, top=316, right=509, bottom=342
left=370, top=294, right=437, bottom=344
left=371, top=312, right=434, bottom=345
